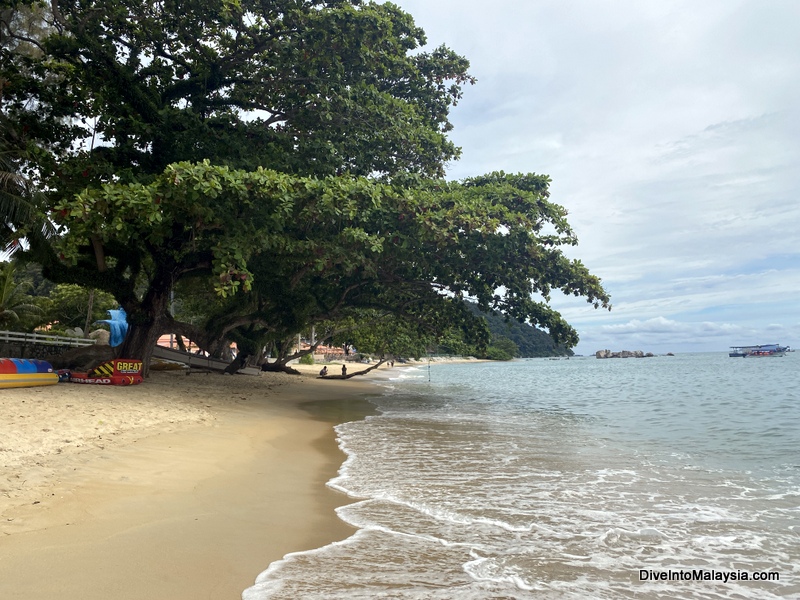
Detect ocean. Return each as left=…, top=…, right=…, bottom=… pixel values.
left=243, top=353, right=799, bottom=599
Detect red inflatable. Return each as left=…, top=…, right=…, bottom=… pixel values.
left=67, top=359, right=144, bottom=385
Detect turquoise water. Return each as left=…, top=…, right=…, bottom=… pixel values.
left=244, top=353, right=800, bottom=599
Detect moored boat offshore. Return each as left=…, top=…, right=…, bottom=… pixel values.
left=729, top=344, right=789, bottom=357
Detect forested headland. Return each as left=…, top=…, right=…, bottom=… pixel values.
left=463, top=302, right=574, bottom=359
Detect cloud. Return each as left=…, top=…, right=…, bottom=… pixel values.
left=602, top=317, right=693, bottom=334
left=393, top=0, right=800, bottom=353
left=602, top=317, right=745, bottom=337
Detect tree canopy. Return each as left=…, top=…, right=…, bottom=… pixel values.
left=44, top=161, right=608, bottom=369
left=2, top=0, right=472, bottom=184
left=1, top=0, right=610, bottom=373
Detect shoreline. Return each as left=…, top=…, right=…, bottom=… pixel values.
left=0, top=369, right=377, bottom=599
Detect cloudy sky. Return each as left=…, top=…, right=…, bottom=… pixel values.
left=392, top=0, right=800, bottom=355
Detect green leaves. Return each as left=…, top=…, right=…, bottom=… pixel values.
left=0, top=262, right=45, bottom=330
left=3, top=0, right=473, bottom=187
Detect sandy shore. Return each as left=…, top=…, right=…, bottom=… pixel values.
left=0, top=366, right=376, bottom=599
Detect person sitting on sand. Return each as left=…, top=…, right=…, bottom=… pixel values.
left=341, top=364, right=347, bottom=377
left=319, top=366, right=328, bottom=376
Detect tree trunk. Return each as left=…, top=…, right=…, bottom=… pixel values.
left=259, top=360, right=301, bottom=375
left=223, top=352, right=250, bottom=375
left=326, top=359, right=385, bottom=379
left=118, top=279, right=172, bottom=377
left=83, top=289, right=94, bottom=337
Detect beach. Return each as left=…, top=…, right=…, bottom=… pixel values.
left=0, top=366, right=374, bottom=599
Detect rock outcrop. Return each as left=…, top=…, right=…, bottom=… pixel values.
left=49, top=345, right=115, bottom=371
left=88, top=329, right=111, bottom=345
left=595, top=349, right=655, bottom=359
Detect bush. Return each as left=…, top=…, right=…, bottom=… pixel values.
left=482, top=336, right=518, bottom=361
left=299, top=353, right=315, bottom=365
left=484, top=345, right=514, bottom=361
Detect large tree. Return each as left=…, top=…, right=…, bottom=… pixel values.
left=3, top=1, right=610, bottom=372
left=2, top=0, right=477, bottom=367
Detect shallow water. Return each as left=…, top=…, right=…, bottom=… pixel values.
left=244, top=353, right=800, bottom=599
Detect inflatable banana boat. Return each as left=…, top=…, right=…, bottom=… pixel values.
left=0, top=358, right=59, bottom=389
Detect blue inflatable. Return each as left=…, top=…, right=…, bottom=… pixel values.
left=97, top=307, right=129, bottom=348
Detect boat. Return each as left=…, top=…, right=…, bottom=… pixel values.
left=729, top=344, right=788, bottom=358
left=0, top=358, right=60, bottom=388
left=65, top=358, right=144, bottom=385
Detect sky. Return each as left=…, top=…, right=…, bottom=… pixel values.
left=391, top=0, right=800, bottom=355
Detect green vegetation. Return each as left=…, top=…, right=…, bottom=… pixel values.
left=1, top=1, right=610, bottom=373
left=482, top=336, right=519, bottom=361
left=0, top=263, right=41, bottom=328
left=466, top=302, right=573, bottom=358
left=431, top=302, right=572, bottom=360
left=41, top=284, right=117, bottom=333
left=0, top=260, right=116, bottom=334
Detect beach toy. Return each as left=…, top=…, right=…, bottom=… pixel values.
left=0, top=358, right=59, bottom=388
left=68, top=358, right=144, bottom=385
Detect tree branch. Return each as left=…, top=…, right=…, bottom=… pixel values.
left=89, top=235, right=107, bottom=272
